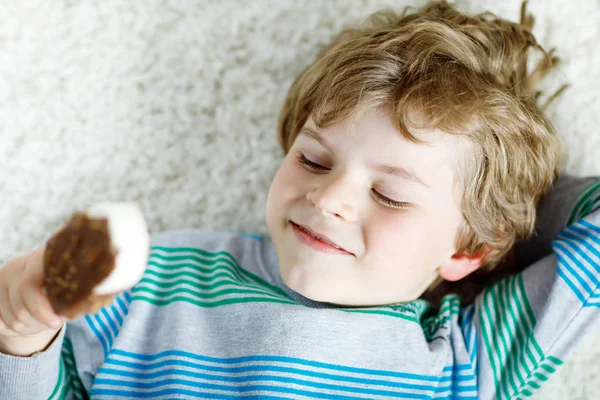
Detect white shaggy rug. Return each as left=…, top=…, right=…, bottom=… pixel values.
left=1, top=0, right=599, bottom=397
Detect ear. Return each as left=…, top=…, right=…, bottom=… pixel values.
left=438, top=247, right=492, bottom=282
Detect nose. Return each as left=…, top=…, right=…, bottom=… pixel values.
left=306, top=172, right=359, bottom=222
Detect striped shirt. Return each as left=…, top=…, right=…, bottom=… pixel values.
left=1, top=176, right=599, bottom=399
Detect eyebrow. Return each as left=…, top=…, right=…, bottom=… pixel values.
left=298, top=127, right=430, bottom=189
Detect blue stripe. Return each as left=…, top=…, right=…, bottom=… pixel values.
left=92, top=388, right=292, bottom=399
left=94, top=375, right=437, bottom=398
left=558, top=234, right=600, bottom=275
left=85, top=315, right=108, bottom=356
left=438, top=374, right=476, bottom=383
left=442, top=365, right=472, bottom=372
left=100, top=361, right=471, bottom=394
left=554, top=242, right=597, bottom=296
left=113, top=298, right=126, bottom=324
left=94, top=312, right=114, bottom=349
left=556, top=263, right=587, bottom=303
left=240, top=233, right=263, bottom=241
left=91, top=381, right=432, bottom=400
left=108, top=351, right=475, bottom=382
left=108, top=301, right=124, bottom=330
left=101, top=308, right=119, bottom=339
left=469, top=333, right=478, bottom=367
left=102, top=362, right=436, bottom=392
left=583, top=303, right=600, bottom=308
left=579, top=219, right=600, bottom=236
left=110, top=349, right=456, bottom=382
left=116, top=295, right=128, bottom=316
left=124, top=291, right=132, bottom=302
left=101, top=351, right=476, bottom=396
left=434, top=397, right=478, bottom=400
left=560, top=228, right=600, bottom=261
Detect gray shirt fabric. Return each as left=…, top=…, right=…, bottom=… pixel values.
left=1, top=175, right=599, bottom=400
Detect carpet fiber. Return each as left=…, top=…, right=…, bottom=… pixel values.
left=1, top=0, right=599, bottom=397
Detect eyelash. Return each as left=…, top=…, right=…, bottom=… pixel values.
left=297, top=153, right=410, bottom=209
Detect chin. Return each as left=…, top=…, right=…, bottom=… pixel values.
left=280, top=263, right=329, bottom=301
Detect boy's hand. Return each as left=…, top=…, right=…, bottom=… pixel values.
left=0, top=247, right=67, bottom=356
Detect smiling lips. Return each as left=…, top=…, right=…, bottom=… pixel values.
left=290, top=222, right=354, bottom=256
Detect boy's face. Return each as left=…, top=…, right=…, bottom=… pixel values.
left=266, top=107, right=468, bottom=306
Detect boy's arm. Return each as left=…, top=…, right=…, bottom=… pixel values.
left=0, top=325, right=71, bottom=399
left=463, top=177, right=600, bottom=400
left=0, top=289, right=133, bottom=399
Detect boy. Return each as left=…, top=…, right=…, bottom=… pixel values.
left=1, top=1, right=599, bottom=399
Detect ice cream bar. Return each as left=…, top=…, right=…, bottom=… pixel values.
left=43, top=202, right=150, bottom=319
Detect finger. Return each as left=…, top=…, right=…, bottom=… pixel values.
left=0, top=306, right=18, bottom=337
left=22, top=283, right=63, bottom=329
left=23, top=246, right=64, bottom=329
left=0, top=284, right=20, bottom=337
left=6, top=283, right=38, bottom=335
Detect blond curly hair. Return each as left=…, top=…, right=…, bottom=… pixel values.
left=277, top=0, right=563, bottom=275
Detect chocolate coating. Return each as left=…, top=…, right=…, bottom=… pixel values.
left=43, top=212, right=118, bottom=318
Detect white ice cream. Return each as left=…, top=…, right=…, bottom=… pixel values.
left=85, top=202, right=150, bottom=295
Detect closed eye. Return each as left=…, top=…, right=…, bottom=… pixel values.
left=298, top=153, right=329, bottom=171
left=297, top=153, right=410, bottom=210
left=371, top=189, right=411, bottom=209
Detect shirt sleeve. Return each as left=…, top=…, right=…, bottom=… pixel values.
left=0, top=289, right=133, bottom=399
left=466, top=177, right=600, bottom=400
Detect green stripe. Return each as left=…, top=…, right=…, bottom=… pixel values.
left=521, top=388, right=533, bottom=397
left=133, top=285, right=284, bottom=301
left=150, top=247, right=292, bottom=300
left=406, top=296, right=461, bottom=340
left=236, top=265, right=293, bottom=300
left=48, top=358, right=66, bottom=400
left=547, top=356, right=563, bottom=366
left=145, top=263, right=287, bottom=301
left=342, top=308, right=417, bottom=323
left=517, top=274, right=543, bottom=358
left=145, top=268, right=240, bottom=285
left=480, top=286, right=505, bottom=397
left=580, top=193, right=600, bottom=218
left=533, top=372, right=548, bottom=382
left=146, top=247, right=426, bottom=321
left=132, top=294, right=297, bottom=307
left=134, top=291, right=421, bottom=322
left=152, top=246, right=238, bottom=263
left=479, top=272, right=547, bottom=399
left=148, top=257, right=250, bottom=285
left=540, top=363, right=555, bottom=374
left=497, top=277, right=524, bottom=393
left=505, top=275, right=536, bottom=380
left=513, top=356, right=564, bottom=398
left=510, top=275, right=540, bottom=373
left=568, top=179, right=600, bottom=224
left=61, top=337, right=87, bottom=399
left=490, top=281, right=519, bottom=395
left=139, top=274, right=283, bottom=300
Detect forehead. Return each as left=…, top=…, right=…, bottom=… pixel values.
left=303, top=108, right=469, bottom=170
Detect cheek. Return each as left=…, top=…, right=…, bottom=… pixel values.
left=368, top=213, right=427, bottom=256
left=366, top=211, right=453, bottom=267
left=267, top=156, right=306, bottom=211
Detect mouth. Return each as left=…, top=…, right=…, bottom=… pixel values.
left=290, top=221, right=354, bottom=256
